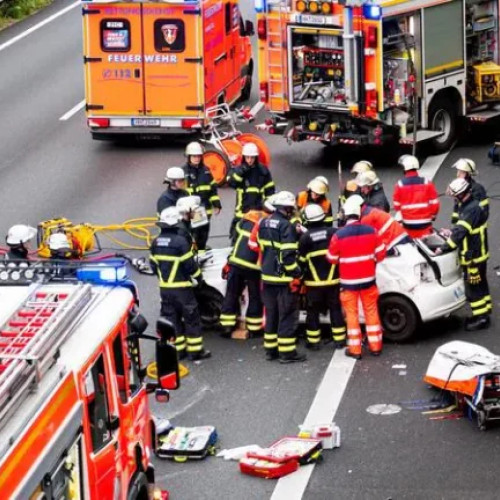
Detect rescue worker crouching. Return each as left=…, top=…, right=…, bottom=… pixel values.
left=157, top=167, right=189, bottom=216
left=296, top=177, right=334, bottom=225
left=450, top=158, right=488, bottom=223
left=183, top=142, right=222, bottom=251
left=327, top=196, right=386, bottom=360
left=5, top=224, right=37, bottom=260
left=356, top=170, right=390, bottom=213
left=436, top=178, right=491, bottom=332
left=392, top=155, right=440, bottom=239
left=227, top=142, right=275, bottom=243
left=219, top=210, right=265, bottom=338
left=149, top=207, right=211, bottom=361
left=298, top=204, right=346, bottom=350
left=257, top=191, right=306, bottom=363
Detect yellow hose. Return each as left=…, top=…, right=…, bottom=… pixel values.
left=147, top=361, right=189, bottom=379
left=92, top=217, right=160, bottom=250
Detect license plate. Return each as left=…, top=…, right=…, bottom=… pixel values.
left=132, top=118, right=161, bottom=127
left=297, top=14, right=326, bottom=25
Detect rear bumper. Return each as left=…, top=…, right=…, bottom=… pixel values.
left=90, top=127, right=197, bottom=139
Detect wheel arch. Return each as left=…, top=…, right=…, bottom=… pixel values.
left=428, top=86, right=464, bottom=118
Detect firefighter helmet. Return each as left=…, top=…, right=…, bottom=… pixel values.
left=185, top=142, right=204, bottom=156
left=447, top=178, right=470, bottom=197
left=356, top=170, right=380, bottom=187
left=48, top=233, right=71, bottom=251
left=302, top=203, right=325, bottom=222
left=314, top=175, right=330, bottom=189
left=351, top=160, right=373, bottom=175
left=264, top=194, right=278, bottom=212
left=158, top=207, right=182, bottom=226
left=242, top=142, right=259, bottom=157
left=343, top=195, right=364, bottom=217
left=273, top=190, right=296, bottom=208
left=164, top=166, right=186, bottom=183
left=398, top=154, right=420, bottom=171
left=6, top=225, right=37, bottom=245
left=452, top=158, right=477, bottom=175
left=307, top=178, right=328, bottom=195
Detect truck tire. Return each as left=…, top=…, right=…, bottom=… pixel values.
left=428, top=97, right=457, bottom=153
left=127, top=471, right=149, bottom=500
left=378, top=295, right=420, bottom=342
left=195, top=282, right=224, bottom=328
left=203, top=145, right=231, bottom=186
left=240, top=62, right=253, bottom=101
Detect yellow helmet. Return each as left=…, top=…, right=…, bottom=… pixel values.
left=307, top=179, right=328, bottom=195
left=351, top=160, right=373, bottom=175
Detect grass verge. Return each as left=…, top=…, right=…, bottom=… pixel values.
left=0, top=0, right=53, bottom=31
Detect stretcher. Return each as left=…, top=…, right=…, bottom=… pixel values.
left=424, top=341, right=500, bottom=430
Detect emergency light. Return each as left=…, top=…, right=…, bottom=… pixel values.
left=255, top=0, right=267, bottom=13
left=363, top=4, right=381, bottom=20
left=76, top=260, right=128, bottom=284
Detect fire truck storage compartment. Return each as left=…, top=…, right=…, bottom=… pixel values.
left=289, top=26, right=347, bottom=109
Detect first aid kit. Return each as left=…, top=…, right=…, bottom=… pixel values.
left=157, top=426, right=218, bottom=461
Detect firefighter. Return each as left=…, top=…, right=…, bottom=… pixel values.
left=337, top=180, right=361, bottom=227
left=298, top=204, right=346, bottom=349
left=436, top=178, right=491, bottom=331
left=356, top=170, right=390, bottom=213
left=296, top=177, right=334, bottom=225
left=149, top=206, right=211, bottom=361
left=5, top=225, right=36, bottom=260
left=327, top=196, right=386, bottom=359
left=451, top=158, right=488, bottom=222
left=157, top=167, right=189, bottom=216
left=227, top=142, right=275, bottom=243
left=183, top=142, right=222, bottom=251
left=219, top=210, right=266, bottom=338
left=176, top=195, right=206, bottom=248
left=338, top=160, right=369, bottom=210
left=257, top=191, right=306, bottom=363
left=393, top=154, right=440, bottom=239
left=248, top=193, right=278, bottom=253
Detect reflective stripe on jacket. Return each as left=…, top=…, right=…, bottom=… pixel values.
left=229, top=211, right=264, bottom=271
left=184, top=162, right=221, bottom=215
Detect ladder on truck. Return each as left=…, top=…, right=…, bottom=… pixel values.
left=0, top=284, right=93, bottom=427
left=264, top=0, right=290, bottom=113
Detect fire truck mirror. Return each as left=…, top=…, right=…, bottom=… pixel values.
left=129, top=309, right=148, bottom=335
left=108, top=414, right=120, bottom=431
left=245, top=20, right=254, bottom=37
left=155, top=340, right=180, bottom=391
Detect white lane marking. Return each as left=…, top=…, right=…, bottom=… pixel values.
left=60, top=99, right=85, bottom=121
left=419, top=151, right=451, bottom=180
left=270, top=350, right=356, bottom=500
left=0, top=1, right=80, bottom=54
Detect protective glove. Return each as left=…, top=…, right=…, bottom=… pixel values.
left=221, top=262, right=230, bottom=280
left=289, top=278, right=302, bottom=293
left=467, top=267, right=481, bottom=285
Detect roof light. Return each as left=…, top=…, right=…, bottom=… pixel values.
left=76, top=260, right=128, bottom=285
left=308, top=1, right=319, bottom=13
left=321, top=1, right=331, bottom=14
left=297, top=0, right=307, bottom=12
left=255, top=0, right=267, bottom=13
left=363, top=4, right=381, bottom=20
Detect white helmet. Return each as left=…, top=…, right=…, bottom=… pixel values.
left=351, top=160, right=373, bottom=175
left=356, top=170, right=380, bottom=187
left=242, top=142, right=259, bottom=157
left=302, top=203, right=325, bottom=223
left=314, top=176, right=329, bottom=189
left=273, top=190, right=296, bottom=208
left=158, top=207, right=182, bottom=226
left=452, top=158, right=477, bottom=175
left=264, top=194, right=277, bottom=212
left=6, top=225, right=37, bottom=245
left=447, top=178, right=470, bottom=197
left=164, top=166, right=186, bottom=183
left=48, top=233, right=71, bottom=251
left=185, top=142, right=204, bottom=157
left=176, top=195, right=201, bottom=214
left=307, top=178, right=328, bottom=195
left=343, top=195, right=364, bottom=217
left=398, top=154, right=419, bottom=171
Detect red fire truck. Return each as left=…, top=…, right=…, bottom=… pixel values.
left=0, top=260, right=179, bottom=499
left=256, top=0, right=500, bottom=152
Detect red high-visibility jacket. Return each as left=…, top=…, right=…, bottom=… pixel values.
left=326, top=221, right=386, bottom=290
left=392, top=171, right=439, bottom=232
left=360, top=204, right=409, bottom=250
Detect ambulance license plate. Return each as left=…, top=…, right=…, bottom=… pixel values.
left=132, top=118, right=161, bottom=127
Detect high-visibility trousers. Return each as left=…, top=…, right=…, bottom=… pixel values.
left=464, top=263, right=492, bottom=317
left=340, top=285, right=382, bottom=355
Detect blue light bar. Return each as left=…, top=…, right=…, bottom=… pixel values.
left=363, top=4, right=381, bottom=20
left=255, top=0, right=267, bottom=13
left=76, top=260, right=128, bottom=285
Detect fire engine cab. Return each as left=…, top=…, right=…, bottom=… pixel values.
left=0, top=260, right=178, bottom=499
left=256, top=0, right=500, bottom=152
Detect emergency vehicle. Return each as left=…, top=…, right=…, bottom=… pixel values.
left=256, top=0, right=500, bottom=152
left=82, top=0, right=254, bottom=139
left=0, top=260, right=179, bottom=499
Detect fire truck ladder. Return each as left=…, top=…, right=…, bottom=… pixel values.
left=0, top=284, right=93, bottom=427
left=265, top=0, right=289, bottom=112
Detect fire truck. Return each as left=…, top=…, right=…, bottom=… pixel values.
left=82, top=0, right=254, bottom=140
left=256, top=0, right=500, bottom=152
left=0, top=260, right=179, bottom=499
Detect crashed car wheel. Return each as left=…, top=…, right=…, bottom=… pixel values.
left=378, top=295, right=419, bottom=342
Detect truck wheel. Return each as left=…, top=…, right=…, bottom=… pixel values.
left=428, top=98, right=457, bottom=153
left=240, top=64, right=253, bottom=101
left=127, top=471, right=149, bottom=500
left=195, top=283, right=224, bottom=328
left=203, top=145, right=231, bottom=186
left=378, top=295, right=419, bottom=342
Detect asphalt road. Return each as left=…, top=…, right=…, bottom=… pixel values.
left=2, top=2, right=500, bottom=499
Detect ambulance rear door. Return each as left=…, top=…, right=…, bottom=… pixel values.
left=83, top=3, right=145, bottom=116
left=142, top=3, right=205, bottom=118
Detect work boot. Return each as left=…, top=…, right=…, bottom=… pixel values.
left=219, top=326, right=233, bottom=339
left=177, top=350, right=187, bottom=361
left=465, top=315, right=491, bottom=332
left=279, top=350, right=307, bottom=364
left=249, top=329, right=264, bottom=339
left=187, top=349, right=212, bottom=361
left=369, top=350, right=382, bottom=357
left=334, top=339, right=347, bottom=350
left=344, top=350, right=361, bottom=360
left=265, top=349, right=279, bottom=361
left=305, top=342, right=321, bottom=351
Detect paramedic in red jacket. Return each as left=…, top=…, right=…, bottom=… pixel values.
left=327, top=197, right=386, bottom=359
left=392, top=155, right=440, bottom=239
